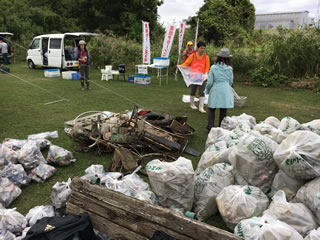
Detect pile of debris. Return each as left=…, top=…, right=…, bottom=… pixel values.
left=68, top=114, right=320, bottom=240
left=64, top=106, right=199, bottom=173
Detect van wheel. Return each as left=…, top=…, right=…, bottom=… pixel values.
left=28, top=60, right=35, bottom=69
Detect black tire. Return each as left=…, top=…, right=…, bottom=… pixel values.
left=28, top=60, right=35, bottom=69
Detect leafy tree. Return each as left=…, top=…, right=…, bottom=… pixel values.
left=188, top=0, right=255, bottom=44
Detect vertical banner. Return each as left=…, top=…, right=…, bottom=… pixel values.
left=161, top=24, right=176, bottom=58
left=142, top=21, right=150, bottom=64
left=194, top=18, right=199, bottom=51
left=178, top=21, right=186, bottom=58
left=175, top=21, right=186, bottom=80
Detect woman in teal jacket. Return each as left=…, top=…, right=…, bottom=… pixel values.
left=204, top=48, right=233, bottom=131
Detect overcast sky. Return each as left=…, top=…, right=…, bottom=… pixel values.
left=158, top=0, right=319, bottom=26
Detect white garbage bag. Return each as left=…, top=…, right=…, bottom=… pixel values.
left=16, top=226, right=31, bottom=240
left=302, top=120, right=320, bottom=135
left=229, top=133, right=279, bottom=193
left=234, top=214, right=304, bottom=240
left=269, top=170, right=306, bottom=201
left=270, top=128, right=289, bottom=144
left=51, top=178, right=71, bottom=209
left=254, top=122, right=277, bottom=137
left=221, top=114, right=256, bottom=131
left=29, top=164, right=56, bottom=183
left=0, top=144, right=20, bottom=165
left=103, top=167, right=157, bottom=205
left=18, top=140, right=46, bottom=169
left=0, top=163, right=30, bottom=186
left=295, top=177, right=320, bottom=224
left=264, top=190, right=318, bottom=237
left=304, top=227, right=320, bottom=240
left=2, top=139, right=27, bottom=151
left=278, top=116, right=301, bottom=134
left=273, top=131, right=320, bottom=180
left=216, top=185, right=270, bottom=230
left=195, top=141, right=227, bottom=175
left=47, top=145, right=76, bottom=166
left=194, top=163, right=234, bottom=221
left=85, top=165, right=105, bottom=175
left=146, top=157, right=195, bottom=211
left=27, top=130, right=58, bottom=140
left=205, top=128, right=232, bottom=149
left=26, top=205, right=55, bottom=226
left=264, top=116, right=281, bottom=128
left=0, top=208, right=27, bottom=235
left=0, top=178, right=21, bottom=207
left=0, top=221, right=16, bottom=240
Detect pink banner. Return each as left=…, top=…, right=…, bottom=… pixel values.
left=161, top=24, right=176, bottom=58
left=142, top=21, right=150, bottom=64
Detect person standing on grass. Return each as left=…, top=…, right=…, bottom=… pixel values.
left=204, top=48, right=234, bottom=131
left=0, top=38, right=10, bottom=65
left=181, top=41, right=210, bottom=113
left=77, top=40, right=90, bottom=90
left=183, top=41, right=196, bottom=63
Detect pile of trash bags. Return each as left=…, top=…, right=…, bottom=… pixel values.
left=199, top=114, right=320, bottom=239
left=0, top=131, right=76, bottom=208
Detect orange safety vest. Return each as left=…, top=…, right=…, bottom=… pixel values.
left=190, top=52, right=207, bottom=74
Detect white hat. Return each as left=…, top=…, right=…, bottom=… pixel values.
left=79, top=40, right=86, bottom=45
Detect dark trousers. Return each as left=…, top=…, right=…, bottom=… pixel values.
left=207, top=108, right=227, bottom=129
left=80, top=65, right=89, bottom=88
left=2, top=53, right=9, bottom=65
left=190, top=80, right=207, bottom=97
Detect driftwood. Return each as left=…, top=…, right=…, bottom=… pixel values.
left=66, top=177, right=241, bottom=240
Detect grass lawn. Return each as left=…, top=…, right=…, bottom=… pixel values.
left=1, top=62, right=320, bottom=230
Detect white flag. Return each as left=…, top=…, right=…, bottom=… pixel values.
left=178, top=65, right=208, bottom=87
left=194, top=18, right=199, bottom=51
left=161, top=24, right=176, bottom=58
left=178, top=21, right=186, bottom=57
left=142, top=21, right=151, bottom=64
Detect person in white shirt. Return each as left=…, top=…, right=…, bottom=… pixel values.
left=0, top=38, right=10, bottom=65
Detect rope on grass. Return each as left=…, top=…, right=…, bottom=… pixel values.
left=90, top=80, right=146, bottom=109
left=3, top=71, right=69, bottom=105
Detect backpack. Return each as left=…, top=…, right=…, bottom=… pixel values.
left=24, top=212, right=97, bottom=240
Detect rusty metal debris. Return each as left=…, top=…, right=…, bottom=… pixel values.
left=64, top=105, right=200, bottom=173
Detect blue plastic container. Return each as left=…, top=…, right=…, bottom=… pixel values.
left=72, top=72, right=81, bottom=80
left=133, top=75, right=151, bottom=85
left=128, top=76, right=134, bottom=83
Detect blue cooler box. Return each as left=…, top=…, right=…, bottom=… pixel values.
left=72, top=72, right=81, bottom=80
left=134, top=75, right=151, bottom=85
left=128, top=76, right=134, bottom=83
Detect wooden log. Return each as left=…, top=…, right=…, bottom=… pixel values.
left=66, top=177, right=241, bottom=240
left=67, top=202, right=148, bottom=240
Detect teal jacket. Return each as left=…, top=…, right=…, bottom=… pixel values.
left=204, top=63, right=234, bottom=109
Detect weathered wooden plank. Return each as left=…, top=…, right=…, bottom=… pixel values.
left=67, top=202, right=148, bottom=240
left=68, top=191, right=192, bottom=239
left=68, top=178, right=240, bottom=240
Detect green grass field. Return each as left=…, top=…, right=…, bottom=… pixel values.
left=1, top=62, right=320, bottom=230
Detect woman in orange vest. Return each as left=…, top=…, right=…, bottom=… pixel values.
left=181, top=41, right=210, bottom=113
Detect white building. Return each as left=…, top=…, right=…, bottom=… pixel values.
left=255, top=11, right=314, bottom=29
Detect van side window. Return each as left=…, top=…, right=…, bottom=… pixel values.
left=30, top=39, right=40, bottom=49
left=50, top=38, right=62, bottom=49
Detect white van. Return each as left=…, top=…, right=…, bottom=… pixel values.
left=27, top=32, right=96, bottom=69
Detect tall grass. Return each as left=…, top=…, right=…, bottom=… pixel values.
left=260, top=27, right=320, bottom=78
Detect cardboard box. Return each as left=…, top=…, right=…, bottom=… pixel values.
left=44, top=69, right=60, bottom=78
left=153, top=57, right=170, bottom=67
left=62, top=71, right=77, bottom=79
left=134, top=75, right=151, bottom=85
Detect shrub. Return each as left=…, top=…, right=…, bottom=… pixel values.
left=250, top=66, right=288, bottom=87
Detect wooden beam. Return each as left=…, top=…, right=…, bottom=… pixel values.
left=66, top=177, right=240, bottom=240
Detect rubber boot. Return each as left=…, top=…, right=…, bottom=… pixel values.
left=86, top=80, right=91, bottom=90
left=190, top=96, right=197, bottom=110
left=81, top=80, right=85, bottom=90
left=199, top=97, right=206, bottom=113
